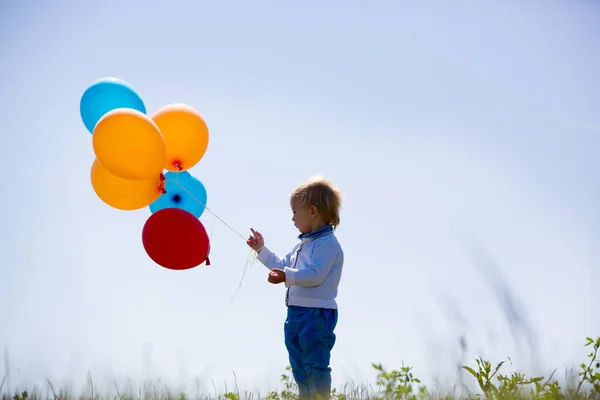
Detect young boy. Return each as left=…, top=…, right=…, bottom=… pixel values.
left=246, top=175, right=344, bottom=400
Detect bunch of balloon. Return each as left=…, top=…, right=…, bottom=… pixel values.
left=80, top=77, right=212, bottom=271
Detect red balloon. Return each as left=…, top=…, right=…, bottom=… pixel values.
left=142, top=208, right=210, bottom=270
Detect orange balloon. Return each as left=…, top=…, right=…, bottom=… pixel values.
left=90, top=159, right=165, bottom=211
left=151, top=103, right=209, bottom=172
left=92, top=108, right=166, bottom=180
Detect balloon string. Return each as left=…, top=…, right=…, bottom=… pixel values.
left=165, top=176, right=248, bottom=242
left=164, top=175, right=257, bottom=302
left=230, top=249, right=257, bottom=303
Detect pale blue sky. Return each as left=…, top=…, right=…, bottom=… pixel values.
left=1, top=0, right=599, bottom=396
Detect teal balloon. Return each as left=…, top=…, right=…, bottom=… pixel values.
left=80, top=77, right=146, bottom=134
left=150, top=171, right=208, bottom=218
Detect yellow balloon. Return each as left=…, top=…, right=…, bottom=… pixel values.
left=90, top=158, right=165, bottom=211
left=92, top=108, right=166, bottom=180
left=151, top=103, right=209, bottom=172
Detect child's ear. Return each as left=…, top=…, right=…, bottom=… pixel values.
left=309, top=205, right=317, bottom=216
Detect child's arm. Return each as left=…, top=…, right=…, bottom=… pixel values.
left=283, top=241, right=340, bottom=287
left=257, top=245, right=296, bottom=271
left=247, top=228, right=295, bottom=271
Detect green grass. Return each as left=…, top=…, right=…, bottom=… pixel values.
left=1, top=336, right=598, bottom=400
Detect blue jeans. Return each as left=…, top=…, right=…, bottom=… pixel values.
left=284, top=306, right=338, bottom=400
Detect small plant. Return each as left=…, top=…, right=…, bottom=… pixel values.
left=461, top=356, right=561, bottom=399
left=223, top=392, right=239, bottom=400
left=371, top=362, right=427, bottom=400
left=462, top=358, right=506, bottom=398
left=576, top=336, right=600, bottom=398
left=11, top=391, right=28, bottom=400
left=528, top=370, right=562, bottom=400
left=330, top=387, right=347, bottom=400
left=266, top=366, right=298, bottom=400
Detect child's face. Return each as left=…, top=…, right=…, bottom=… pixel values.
left=291, top=202, right=316, bottom=234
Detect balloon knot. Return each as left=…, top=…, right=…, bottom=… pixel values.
left=173, top=161, right=183, bottom=171
left=158, top=174, right=167, bottom=194
left=205, top=257, right=211, bottom=266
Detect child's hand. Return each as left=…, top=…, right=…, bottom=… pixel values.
left=268, top=269, right=286, bottom=284
left=247, top=228, right=264, bottom=252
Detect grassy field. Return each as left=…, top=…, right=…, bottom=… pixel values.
left=1, top=336, right=598, bottom=400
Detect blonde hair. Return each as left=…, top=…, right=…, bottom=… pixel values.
left=290, top=175, right=342, bottom=228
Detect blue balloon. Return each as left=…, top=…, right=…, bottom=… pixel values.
left=80, top=77, right=146, bottom=134
left=150, top=171, right=208, bottom=218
